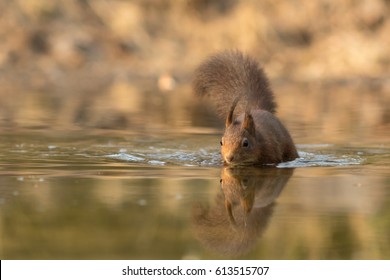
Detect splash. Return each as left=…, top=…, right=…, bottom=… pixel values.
left=278, top=151, right=363, bottom=168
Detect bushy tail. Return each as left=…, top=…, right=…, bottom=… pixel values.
left=193, top=50, right=276, bottom=118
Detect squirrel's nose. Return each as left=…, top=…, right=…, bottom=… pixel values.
left=225, top=154, right=234, bottom=163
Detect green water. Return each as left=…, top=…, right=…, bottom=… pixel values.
left=1, top=128, right=389, bottom=260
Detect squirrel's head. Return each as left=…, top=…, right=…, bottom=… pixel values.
left=220, top=101, right=259, bottom=165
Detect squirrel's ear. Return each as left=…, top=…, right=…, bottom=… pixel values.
left=226, top=98, right=240, bottom=127
left=224, top=199, right=236, bottom=226
left=242, top=113, right=256, bottom=135
left=226, top=108, right=234, bottom=127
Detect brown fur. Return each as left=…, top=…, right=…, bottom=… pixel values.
left=193, top=50, right=298, bottom=165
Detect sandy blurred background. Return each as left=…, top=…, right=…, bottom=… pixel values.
left=0, top=0, right=389, bottom=134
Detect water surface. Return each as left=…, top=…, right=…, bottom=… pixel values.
left=1, top=127, right=389, bottom=260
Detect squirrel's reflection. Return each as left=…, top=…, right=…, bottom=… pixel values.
left=192, top=167, right=294, bottom=257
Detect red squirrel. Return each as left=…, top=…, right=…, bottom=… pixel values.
left=193, top=50, right=298, bottom=165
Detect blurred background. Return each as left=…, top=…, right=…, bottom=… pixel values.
left=0, top=0, right=389, bottom=140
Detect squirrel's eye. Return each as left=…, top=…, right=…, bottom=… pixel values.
left=242, top=138, right=249, bottom=147
left=220, top=139, right=223, bottom=146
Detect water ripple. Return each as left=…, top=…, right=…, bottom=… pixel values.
left=104, top=149, right=364, bottom=168
left=278, top=151, right=364, bottom=168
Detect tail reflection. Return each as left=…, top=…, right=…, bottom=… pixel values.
left=193, top=167, right=294, bottom=257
